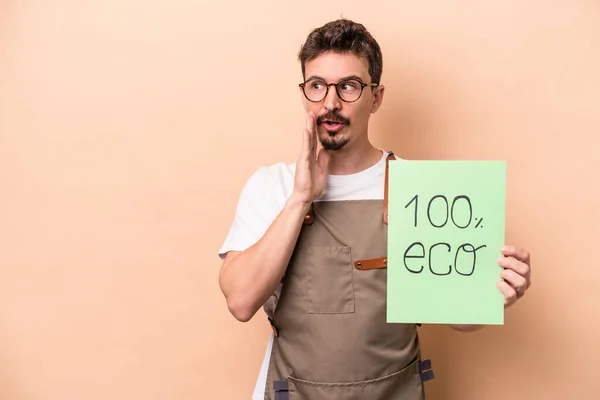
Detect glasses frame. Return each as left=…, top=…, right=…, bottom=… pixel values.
left=299, top=78, right=379, bottom=103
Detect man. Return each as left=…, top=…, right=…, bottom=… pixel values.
left=218, top=19, right=532, bottom=400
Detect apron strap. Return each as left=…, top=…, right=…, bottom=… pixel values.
left=383, top=151, right=395, bottom=224
left=273, top=380, right=289, bottom=400
left=419, top=359, right=435, bottom=382
left=303, top=205, right=314, bottom=225
left=353, top=151, right=395, bottom=271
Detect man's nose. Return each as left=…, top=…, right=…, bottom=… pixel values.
left=323, top=85, right=342, bottom=111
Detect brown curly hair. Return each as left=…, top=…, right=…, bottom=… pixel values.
left=298, top=19, right=383, bottom=84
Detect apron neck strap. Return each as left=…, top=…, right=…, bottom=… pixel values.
left=383, top=151, right=395, bottom=224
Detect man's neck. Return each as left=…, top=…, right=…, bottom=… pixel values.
left=326, top=140, right=383, bottom=175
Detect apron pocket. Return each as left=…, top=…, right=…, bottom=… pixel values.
left=287, top=357, right=423, bottom=400
left=305, top=246, right=355, bottom=314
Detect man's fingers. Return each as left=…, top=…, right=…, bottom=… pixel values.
left=301, top=127, right=311, bottom=155
left=300, top=112, right=316, bottom=158
left=311, top=111, right=318, bottom=140
left=500, top=268, right=527, bottom=297
left=497, top=254, right=530, bottom=280
left=306, top=112, right=316, bottom=153
left=501, top=245, right=530, bottom=264
left=496, top=280, right=518, bottom=306
left=306, top=111, right=315, bottom=134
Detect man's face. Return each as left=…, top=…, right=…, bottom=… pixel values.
left=300, top=51, right=384, bottom=151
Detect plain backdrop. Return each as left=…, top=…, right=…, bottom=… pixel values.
left=1, top=0, right=599, bottom=399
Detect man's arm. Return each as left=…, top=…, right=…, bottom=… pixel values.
left=218, top=194, right=310, bottom=322
left=219, top=111, right=330, bottom=323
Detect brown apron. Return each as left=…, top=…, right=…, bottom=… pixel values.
left=264, top=153, right=433, bottom=400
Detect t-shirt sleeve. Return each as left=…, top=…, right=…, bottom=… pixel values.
left=218, top=167, right=282, bottom=259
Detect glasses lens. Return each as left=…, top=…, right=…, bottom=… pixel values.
left=304, top=79, right=327, bottom=102
left=337, top=79, right=362, bottom=102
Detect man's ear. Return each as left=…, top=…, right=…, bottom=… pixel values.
left=371, top=84, right=385, bottom=113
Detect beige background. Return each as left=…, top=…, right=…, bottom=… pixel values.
left=1, top=0, right=599, bottom=399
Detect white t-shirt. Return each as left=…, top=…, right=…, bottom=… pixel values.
left=218, top=149, right=399, bottom=399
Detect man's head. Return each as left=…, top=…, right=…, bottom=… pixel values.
left=298, top=19, right=384, bottom=151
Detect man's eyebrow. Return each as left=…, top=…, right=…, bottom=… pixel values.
left=305, top=75, right=325, bottom=82
left=304, top=75, right=366, bottom=82
left=342, top=75, right=366, bottom=82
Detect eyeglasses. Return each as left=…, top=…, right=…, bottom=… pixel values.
left=299, top=78, right=379, bottom=103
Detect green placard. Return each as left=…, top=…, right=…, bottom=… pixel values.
left=387, top=160, right=506, bottom=325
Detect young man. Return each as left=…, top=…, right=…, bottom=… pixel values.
left=218, top=19, right=532, bottom=400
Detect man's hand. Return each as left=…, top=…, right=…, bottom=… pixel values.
left=291, top=111, right=330, bottom=204
left=497, top=245, right=532, bottom=308
left=449, top=245, right=531, bottom=333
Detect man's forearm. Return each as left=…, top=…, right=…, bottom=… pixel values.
left=219, top=195, right=311, bottom=322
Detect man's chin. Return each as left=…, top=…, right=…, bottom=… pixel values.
left=317, top=126, right=350, bottom=151
left=319, top=138, right=349, bottom=151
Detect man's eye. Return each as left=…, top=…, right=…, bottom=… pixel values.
left=341, top=81, right=359, bottom=91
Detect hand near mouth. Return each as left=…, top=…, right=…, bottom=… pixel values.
left=291, top=111, right=331, bottom=205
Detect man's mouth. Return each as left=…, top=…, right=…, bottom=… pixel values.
left=321, top=120, right=345, bottom=133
